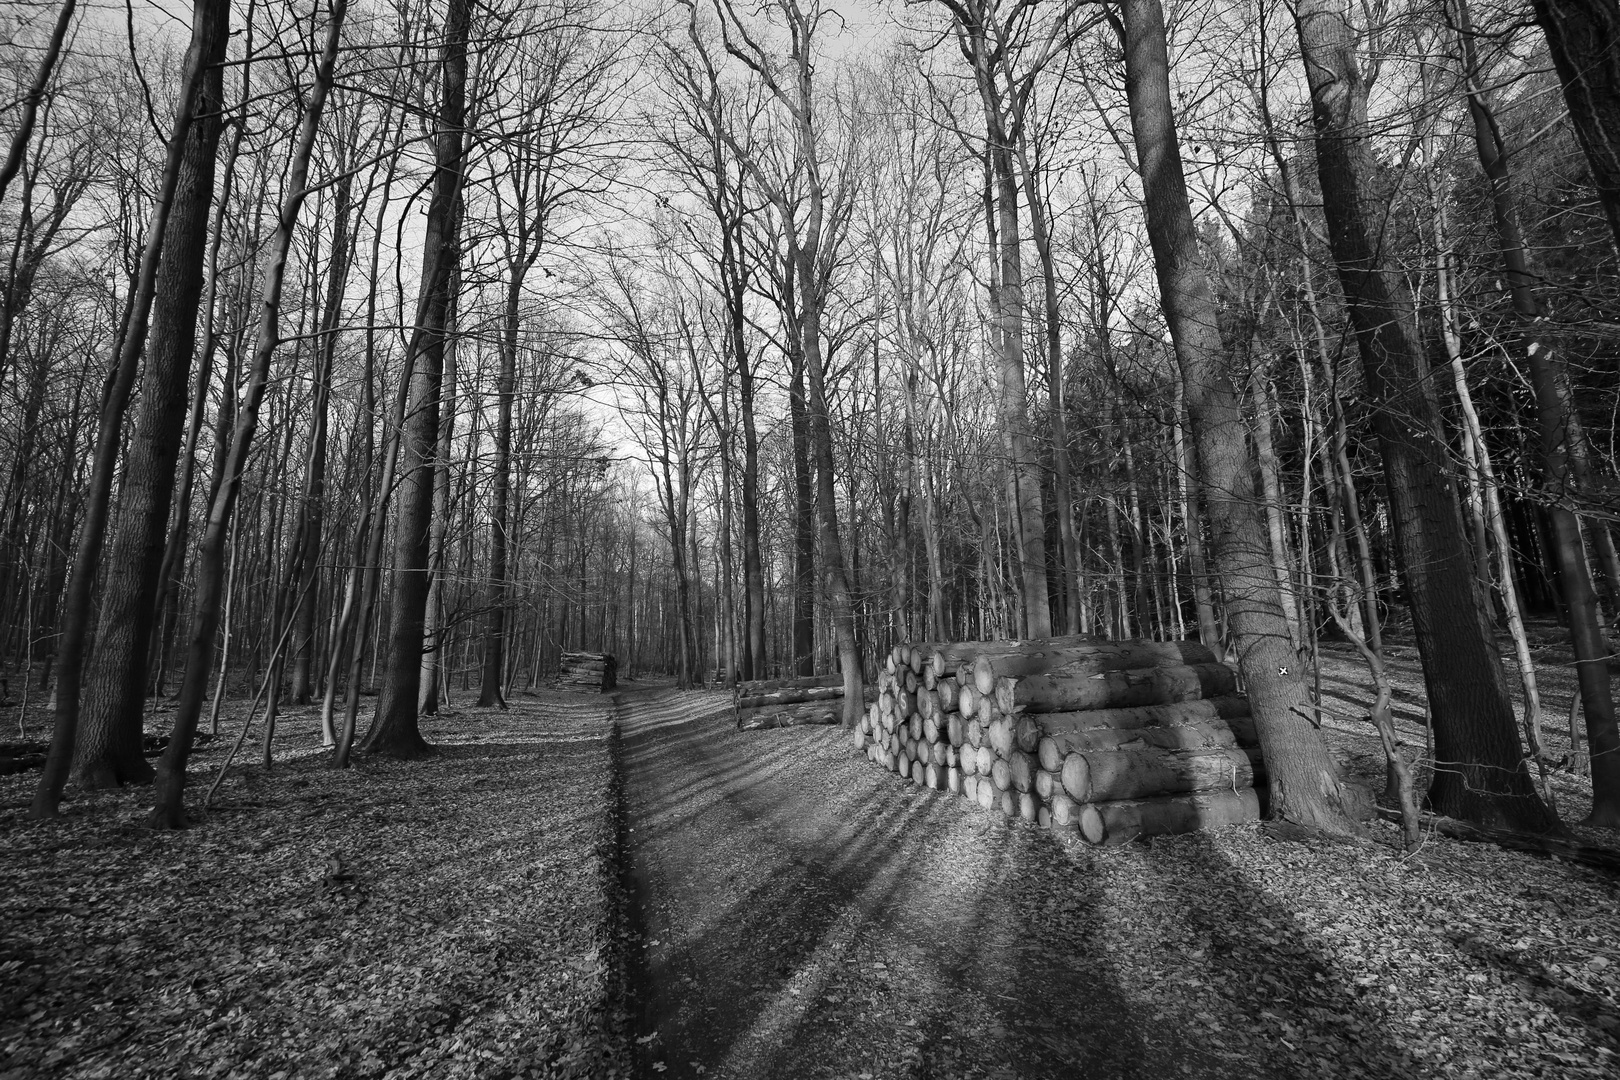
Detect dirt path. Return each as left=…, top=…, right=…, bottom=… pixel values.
left=615, top=688, right=1256, bottom=1080
left=612, top=683, right=1620, bottom=1080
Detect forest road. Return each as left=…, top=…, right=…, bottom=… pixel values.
left=611, top=686, right=1222, bottom=1080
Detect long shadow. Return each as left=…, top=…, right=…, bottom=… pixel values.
left=1445, top=883, right=1620, bottom=1057
left=1134, top=833, right=1426, bottom=1078
left=615, top=687, right=1186, bottom=1079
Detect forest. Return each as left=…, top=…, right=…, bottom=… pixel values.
left=3, top=0, right=1620, bottom=1075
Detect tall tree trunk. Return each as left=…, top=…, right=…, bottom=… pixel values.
left=1451, top=0, right=1620, bottom=824
left=360, top=0, right=470, bottom=759
left=289, top=172, right=353, bottom=704
left=1174, top=381, right=1220, bottom=645
left=801, top=284, right=863, bottom=725
left=478, top=275, right=520, bottom=707
left=991, top=140, right=1051, bottom=638
left=0, top=0, right=77, bottom=207
left=1122, top=0, right=1364, bottom=834
left=1252, top=374, right=1302, bottom=650
left=1532, top=0, right=1620, bottom=250
left=788, top=314, right=816, bottom=675
left=147, top=0, right=345, bottom=828
left=1018, top=144, right=1081, bottom=635
left=1294, top=0, right=1557, bottom=831
left=30, top=0, right=229, bottom=818
left=73, top=14, right=229, bottom=790
left=733, top=269, right=766, bottom=680
left=419, top=292, right=458, bottom=715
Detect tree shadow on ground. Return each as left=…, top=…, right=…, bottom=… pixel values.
left=1133, top=832, right=1426, bottom=1078
left=615, top=688, right=1219, bottom=1079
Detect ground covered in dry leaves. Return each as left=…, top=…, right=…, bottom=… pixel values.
left=3, top=633, right=1619, bottom=1080
left=0, top=693, right=630, bottom=1080
left=619, top=671, right=1620, bottom=1080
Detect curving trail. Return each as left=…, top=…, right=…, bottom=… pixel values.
left=611, top=686, right=1218, bottom=1080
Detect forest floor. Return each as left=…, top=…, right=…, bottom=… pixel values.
left=616, top=630, right=1620, bottom=1080
left=1, top=631, right=1617, bottom=1080
left=0, top=691, right=632, bottom=1080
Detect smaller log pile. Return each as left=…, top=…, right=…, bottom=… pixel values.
left=559, top=651, right=617, bottom=692
left=854, top=637, right=1265, bottom=845
left=734, top=674, right=847, bottom=730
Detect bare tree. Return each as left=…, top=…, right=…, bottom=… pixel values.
left=359, top=0, right=473, bottom=759
left=1119, top=0, right=1365, bottom=836
left=1293, top=0, right=1557, bottom=832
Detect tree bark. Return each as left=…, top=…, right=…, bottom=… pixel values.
left=1122, top=0, right=1364, bottom=834
left=0, top=0, right=77, bottom=207
left=360, top=0, right=470, bottom=759
left=1446, top=0, right=1619, bottom=825
left=73, top=15, right=229, bottom=789
left=147, top=0, right=344, bottom=828
left=1294, top=0, right=1557, bottom=831
left=289, top=171, right=353, bottom=704
left=1532, top=0, right=1620, bottom=249
left=30, top=0, right=229, bottom=817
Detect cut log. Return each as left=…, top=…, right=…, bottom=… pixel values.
left=735, top=674, right=842, bottom=695
left=1077, top=789, right=1262, bottom=846
left=925, top=762, right=949, bottom=791
left=976, top=778, right=996, bottom=811
left=974, top=745, right=995, bottom=776
left=990, top=757, right=1011, bottom=791
left=927, top=634, right=1105, bottom=676
left=736, top=703, right=840, bottom=731
left=1048, top=792, right=1080, bottom=828
left=1035, top=769, right=1060, bottom=802
left=947, top=714, right=966, bottom=748
left=1038, top=720, right=1244, bottom=771
left=1032, top=696, right=1251, bottom=735
left=975, top=695, right=996, bottom=726
left=967, top=719, right=984, bottom=749
left=986, top=716, right=1010, bottom=758
left=852, top=725, right=867, bottom=751
left=960, top=747, right=979, bottom=776
left=559, top=651, right=618, bottom=692
left=735, top=685, right=846, bottom=710
left=997, top=788, right=1018, bottom=819
left=1010, top=663, right=1238, bottom=714
left=1019, top=791, right=1039, bottom=824
left=937, top=678, right=959, bottom=714
left=966, top=640, right=1216, bottom=691
left=1013, top=715, right=1041, bottom=754
left=1060, top=746, right=1262, bottom=803
left=1009, top=750, right=1037, bottom=793
left=947, top=766, right=963, bottom=795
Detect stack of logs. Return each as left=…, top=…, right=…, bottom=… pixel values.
left=853, top=636, right=1266, bottom=845
left=734, top=675, right=849, bottom=730
left=559, top=651, right=617, bottom=692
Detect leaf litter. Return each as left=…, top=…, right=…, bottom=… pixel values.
left=0, top=692, right=632, bottom=1080
left=616, top=673, right=1620, bottom=1080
